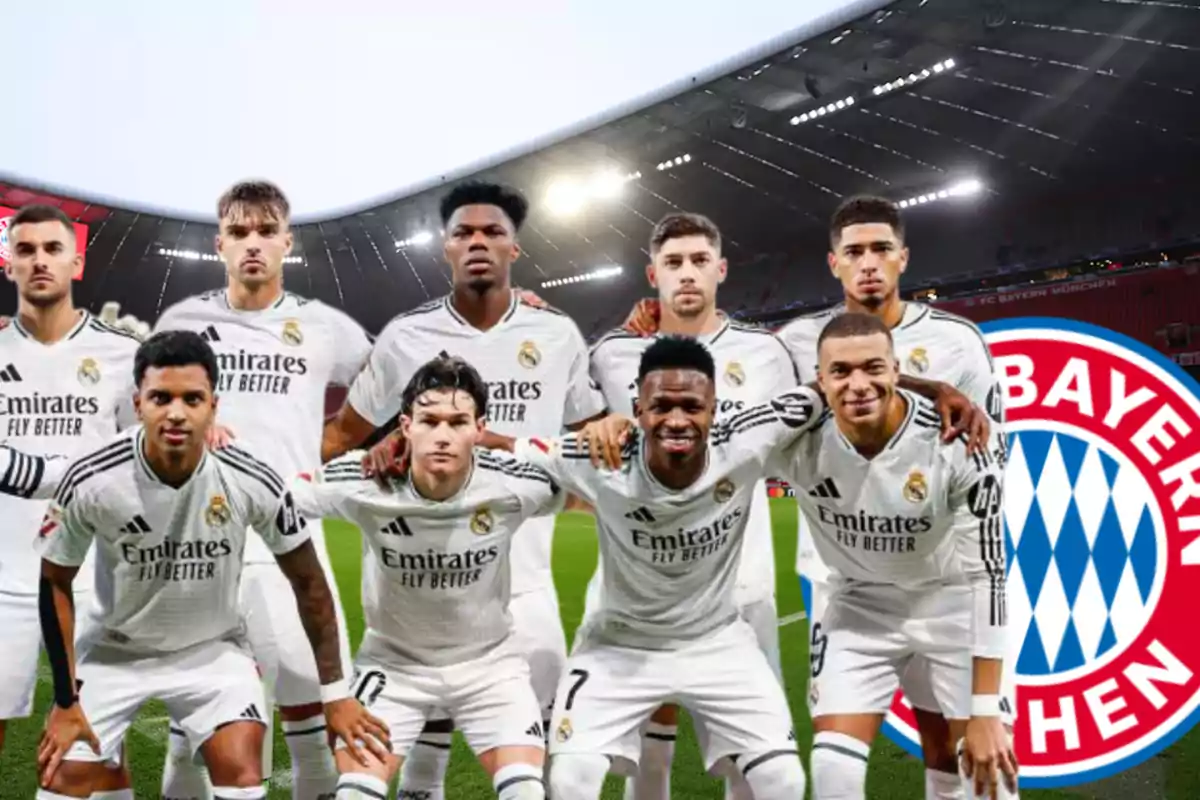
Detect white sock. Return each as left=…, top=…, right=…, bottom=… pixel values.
left=211, top=788, right=266, bottom=800
left=162, top=726, right=213, bottom=800
left=282, top=714, right=338, bottom=800
left=625, top=722, right=675, bottom=800
left=34, top=792, right=74, bottom=800
left=494, top=762, right=546, bottom=799
left=396, top=731, right=452, bottom=799
left=92, top=792, right=135, bottom=799
left=337, top=772, right=389, bottom=799
left=740, top=751, right=807, bottom=800
left=927, top=767, right=965, bottom=799
left=811, top=731, right=869, bottom=799
left=549, top=753, right=610, bottom=800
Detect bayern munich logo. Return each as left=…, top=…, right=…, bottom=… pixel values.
left=0, top=215, right=12, bottom=262
left=882, top=318, right=1200, bottom=787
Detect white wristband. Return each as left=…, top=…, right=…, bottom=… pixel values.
left=971, top=694, right=1002, bottom=718
left=320, top=679, right=351, bottom=704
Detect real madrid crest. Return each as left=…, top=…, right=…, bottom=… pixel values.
left=470, top=507, right=494, bottom=535
left=723, top=361, right=746, bottom=388
left=906, top=347, right=930, bottom=375
left=517, top=340, right=541, bottom=370
left=77, top=357, right=101, bottom=386
left=281, top=319, right=303, bottom=346
left=713, top=478, right=735, bottom=504
left=902, top=469, right=928, bottom=503
left=205, top=494, right=232, bottom=526
left=556, top=718, right=573, bottom=743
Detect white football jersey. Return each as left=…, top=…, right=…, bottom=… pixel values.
left=154, top=290, right=372, bottom=563
left=38, top=429, right=309, bottom=657
left=776, top=302, right=1004, bottom=581
left=588, top=319, right=800, bottom=603
left=347, top=293, right=605, bottom=594
left=0, top=313, right=139, bottom=595
left=292, top=449, right=562, bottom=668
left=772, top=391, right=1008, bottom=658
left=513, top=387, right=823, bottom=650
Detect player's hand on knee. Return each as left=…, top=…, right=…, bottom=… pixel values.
left=363, top=429, right=408, bottom=488
left=959, top=716, right=1017, bottom=799
left=37, top=703, right=100, bottom=785
left=623, top=299, right=661, bottom=337
left=325, top=697, right=392, bottom=765
left=582, top=413, right=634, bottom=469
left=206, top=423, right=237, bottom=450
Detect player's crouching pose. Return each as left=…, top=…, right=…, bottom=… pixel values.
left=293, top=356, right=559, bottom=800
left=775, top=313, right=1017, bottom=800
left=31, top=331, right=387, bottom=800
left=505, top=337, right=820, bottom=800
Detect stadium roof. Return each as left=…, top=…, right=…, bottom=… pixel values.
left=3, top=0, right=1198, bottom=336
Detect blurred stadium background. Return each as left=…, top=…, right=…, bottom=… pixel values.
left=2, top=0, right=1199, bottom=797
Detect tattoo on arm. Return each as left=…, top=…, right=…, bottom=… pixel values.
left=276, top=540, right=343, bottom=684
left=39, top=560, right=81, bottom=707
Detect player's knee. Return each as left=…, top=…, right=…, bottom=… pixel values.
left=548, top=753, right=609, bottom=800
left=810, top=731, right=870, bottom=800
left=43, top=759, right=109, bottom=796
left=739, top=750, right=806, bottom=800
left=211, top=787, right=266, bottom=800
left=494, top=762, right=546, bottom=799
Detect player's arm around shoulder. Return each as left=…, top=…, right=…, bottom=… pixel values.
left=511, top=432, right=608, bottom=506
left=324, top=316, right=409, bottom=461
left=476, top=447, right=564, bottom=519
left=714, top=384, right=826, bottom=467
left=0, top=443, right=69, bottom=500
left=290, top=451, right=371, bottom=522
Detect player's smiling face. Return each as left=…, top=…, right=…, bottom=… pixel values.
left=444, top=205, right=519, bottom=293
left=818, top=331, right=900, bottom=428
left=135, top=365, right=218, bottom=457
left=215, top=202, right=294, bottom=290
left=829, top=222, right=908, bottom=309
left=6, top=220, right=80, bottom=308
left=648, top=234, right=726, bottom=318
left=638, top=368, right=716, bottom=468
left=401, top=388, right=486, bottom=483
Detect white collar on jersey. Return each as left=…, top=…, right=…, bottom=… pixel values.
left=637, top=436, right=710, bottom=496
left=218, top=289, right=289, bottom=313
left=10, top=310, right=91, bottom=344
left=441, top=292, right=520, bottom=331
left=133, top=427, right=209, bottom=488
left=402, top=451, right=477, bottom=504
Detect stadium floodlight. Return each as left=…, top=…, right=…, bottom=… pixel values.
left=790, top=95, right=854, bottom=125
left=895, top=178, right=984, bottom=210
left=872, top=58, right=956, bottom=96
left=395, top=230, right=434, bottom=249
left=159, top=247, right=302, bottom=264
left=545, top=178, right=589, bottom=217
left=588, top=169, right=626, bottom=201
left=655, top=153, right=691, bottom=171
left=540, top=264, right=624, bottom=289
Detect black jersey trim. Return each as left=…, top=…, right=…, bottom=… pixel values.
left=1, top=448, right=47, bottom=498
left=215, top=446, right=285, bottom=495
left=55, top=439, right=136, bottom=506
left=87, top=318, right=141, bottom=343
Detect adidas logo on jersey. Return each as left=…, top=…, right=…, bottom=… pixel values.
left=0, top=364, right=22, bottom=383
left=624, top=506, right=657, bottom=524
left=525, top=721, right=545, bottom=739
left=381, top=517, right=415, bottom=537
left=120, top=515, right=151, bottom=535
left=808, top=478, right=841, bottom=499
left=240, top=703, right=263, bottom=722
left=199, top=325, right=221, bottom=342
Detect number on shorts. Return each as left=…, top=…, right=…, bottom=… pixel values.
left=564, top=669, right=590, bottom=711
left=354, top=669, right=387, bottom=707
left=809, top=622, right=828, bottom=679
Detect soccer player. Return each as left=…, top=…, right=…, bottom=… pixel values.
left=293, top=355, right=560, bottom=800
left=32, top=330, right=387, bottom=800
left=0, top=204, right=140, bottom=761
left=773, top=312, right=1015, bottom=800
left=506, top=336, right=820, bottom=800
left=322, top=180, right=606, bottom=798
left=153, top=180, right=373, bottom=798
left=587, top=211, right=797, bottom=800
left=775, top=196, right=1011, bottom=799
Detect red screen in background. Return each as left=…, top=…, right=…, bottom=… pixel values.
left=0, top=206, right=89, bottom=279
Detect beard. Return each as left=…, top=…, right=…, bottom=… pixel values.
left=21, top=286, right=69, bottom=308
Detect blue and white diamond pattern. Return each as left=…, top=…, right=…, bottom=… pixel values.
left=1004, top=426, right=1160, bottom=681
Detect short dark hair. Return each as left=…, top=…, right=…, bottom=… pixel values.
left=829, top=195, right=904, bottom=246
left=637, top=335, right=716, bottom=386
left=650, top=212, right=721, bottom=254
left=10, top=204, right=75, bottom=241
left=438, top=181, right=529, bottom=231
left=134, top=331, right=220, bottom=389
left=817, top=312, right=894, bottom=355
left=401, top=355, right=489, bottom=419
left=217, top=180, right=291, bottom=222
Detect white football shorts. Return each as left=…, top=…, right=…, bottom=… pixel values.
left=67, top=638, right=265, bottom=764
left=349, top=641, right=546, bottom=758
left=0, top=590, right=95, bottom=720
left=548, top=619, right=797, bottom=775
left=508, top=585, right=568, bottom=718
left=240, top=554, right=353, bottom=707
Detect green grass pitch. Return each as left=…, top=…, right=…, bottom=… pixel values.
left=3, top=499, right=1198, bottom=797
